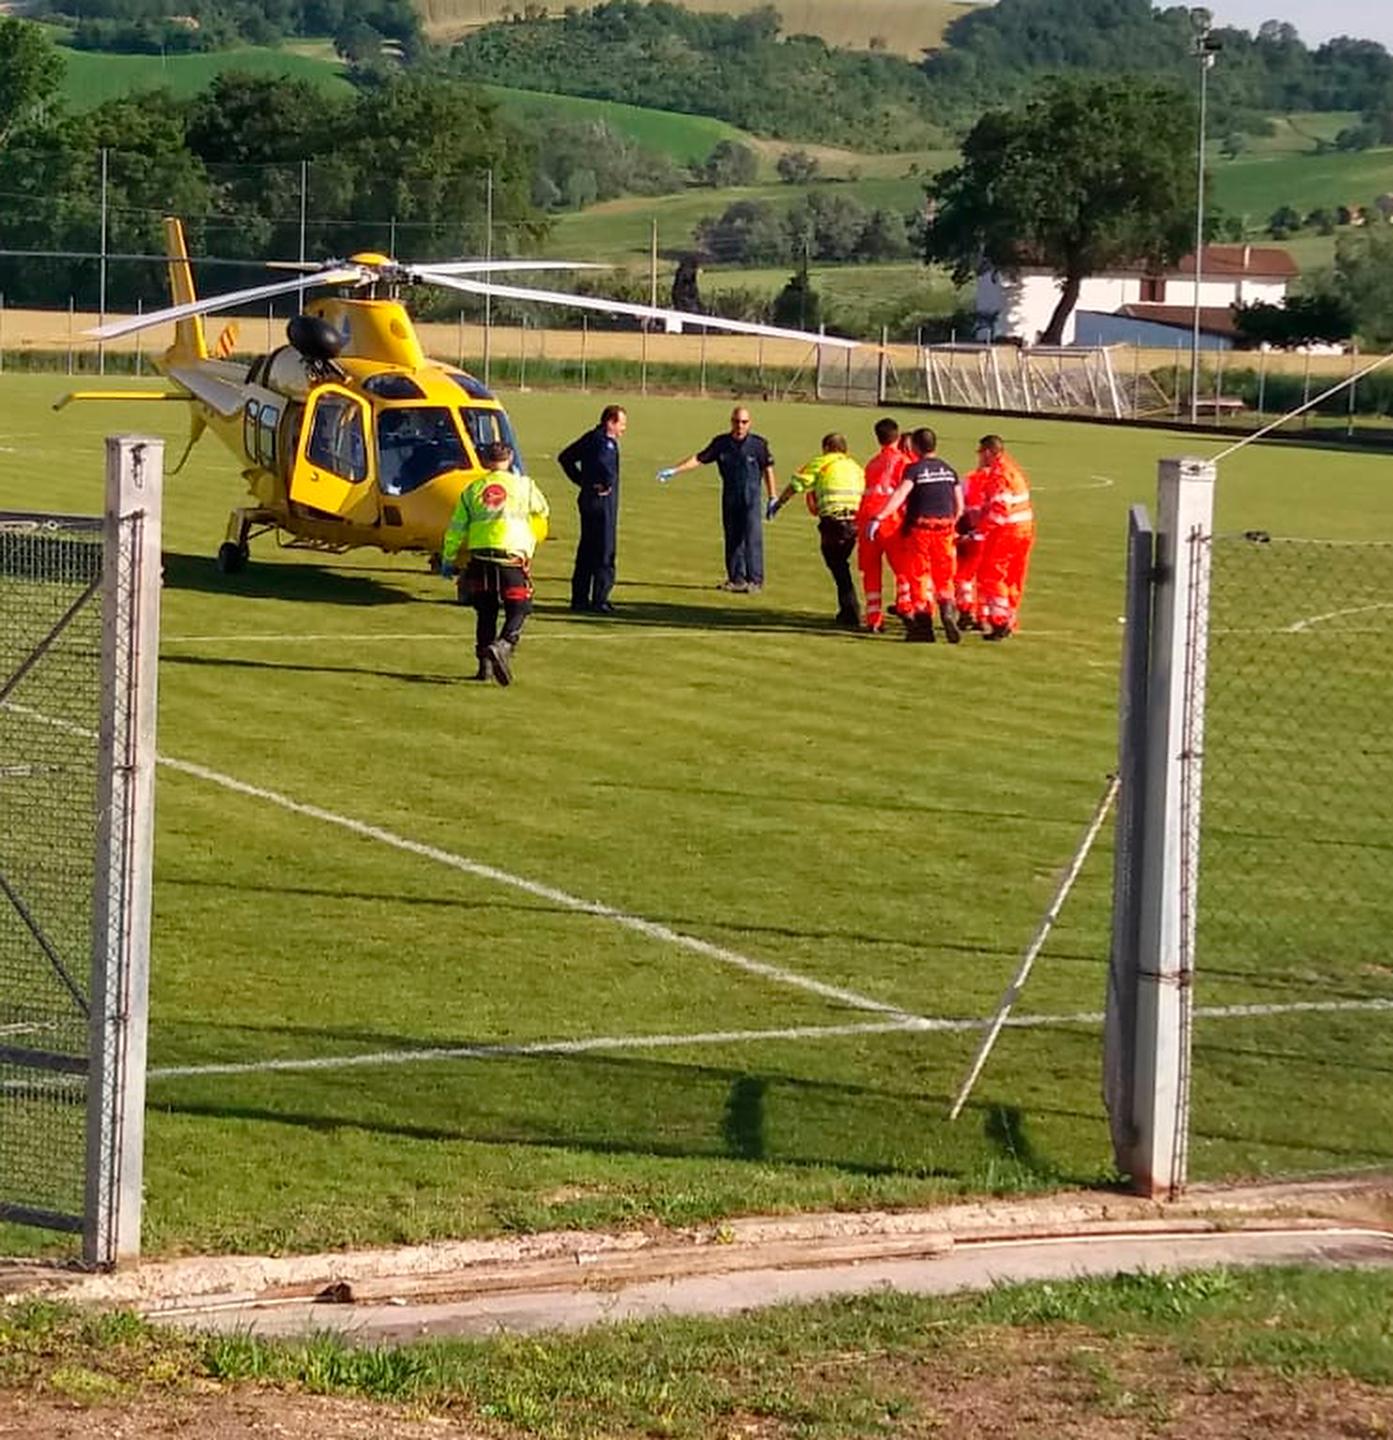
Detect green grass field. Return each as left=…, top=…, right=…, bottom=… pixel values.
left=55, top=44, right=353, bottom=110
left=1, top=373, right=1391, bottom=1261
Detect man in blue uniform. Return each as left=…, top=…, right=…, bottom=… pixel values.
left=657, top=407, right=777, bottom=592
left=559, top=404, right=627, bottom=614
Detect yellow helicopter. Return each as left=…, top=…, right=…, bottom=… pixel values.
left=62, top=219, right=859, bottom=574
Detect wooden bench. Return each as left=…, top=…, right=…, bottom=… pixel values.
left=1191, top=396, right=1247, bottom=417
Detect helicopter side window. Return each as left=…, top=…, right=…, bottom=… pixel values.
left=258, top=405, right=279, bottom=465
left=461, top=408, right=523, bottom=475
left=243, top=400, right=261, bottom=459
left=376, top=407, right=468, bottom=496
left=306, top=393, right=368, bottom=482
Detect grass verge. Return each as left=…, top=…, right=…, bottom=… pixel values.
left=3, top=1267, right=1393, bottom=1436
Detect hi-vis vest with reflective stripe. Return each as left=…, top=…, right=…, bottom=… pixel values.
left=442, top=470, right=549, bottom=564
left=791, top=453, right=865, bottom=518
left=983, top=456, right=1034, bottom=528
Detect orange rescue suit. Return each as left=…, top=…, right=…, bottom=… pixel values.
left=955, top=466, right=990, bottom=622
left=976, top=452, right=1035, bottom=632
left=856, top=443, right=910, bottom=625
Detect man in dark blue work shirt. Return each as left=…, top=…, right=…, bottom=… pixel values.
left=559, top=404, right=627, bottom=614
left=657, top=407, right=777, bottom=592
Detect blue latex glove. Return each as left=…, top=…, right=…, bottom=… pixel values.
left=656, top=468, right=676, bottom=483
left=440, top=560, right=456, bottom=581
left=765, top=497, right=780, bottom=520
left=867, top=519, right=881, bottom=542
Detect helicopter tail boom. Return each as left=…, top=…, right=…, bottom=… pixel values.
left=163, top=217, right=209, bottom=362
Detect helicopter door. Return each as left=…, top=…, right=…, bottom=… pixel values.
left=289, top=385, right=378, bottom=523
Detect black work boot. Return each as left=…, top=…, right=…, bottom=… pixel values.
left=471, top=648, right=494, bottom=682
left=487, top=638, right=515, bottom=686
left=904, top=611, right=936, bottom=643
left=939, top=600, right=961, bottom=645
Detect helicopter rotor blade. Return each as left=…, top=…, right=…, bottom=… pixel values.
left=419, top=274, right=860, bottom=350
left=409, top=260, right=605, bottom=277
left=86, top=266, right=369, bottom=340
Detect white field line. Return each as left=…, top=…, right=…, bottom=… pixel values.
left=145, top=995, right=1393, bottom=1081
left=158, top=754, right=922, bottom=1023
left=1286, top=602, right=1393, bottom=634
left=1032, top=475, right=1116, bottom=493
left=2, top=700, right=920, bottom=1025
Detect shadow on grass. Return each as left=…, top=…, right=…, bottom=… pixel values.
left=531, top=596, right=856, bottom=637
left=162, top=552, right=416, bottom=607
left=159, top=652, right=455, bottom=686
left=592, top=776, right=1104, bottom=832
left=156, top=874, right=1040, bottom=962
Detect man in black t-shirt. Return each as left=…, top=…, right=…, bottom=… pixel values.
left=866, top=426, right=963, bottom=644
left=658, top=407, right=778, bottom=592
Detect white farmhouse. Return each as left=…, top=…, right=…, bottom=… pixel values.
left=976, top=245, right=1298, bottom=350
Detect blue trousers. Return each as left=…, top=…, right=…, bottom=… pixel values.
left=722, top=482, right=764, bottom=586
left=572, top=490, right=617, bottom=609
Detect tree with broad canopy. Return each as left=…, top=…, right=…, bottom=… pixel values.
left=925, top=76, right=1198, bottom=346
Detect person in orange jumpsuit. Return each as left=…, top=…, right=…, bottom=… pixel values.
left=855, top=417, right=911, bottom=633
left=953, top=461, right=989, bottom=631
left=974, top=434, right=1036, bottom=641
left=865, top=425, right=963, bottom=644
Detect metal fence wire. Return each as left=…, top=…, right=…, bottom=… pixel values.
left=0, top=515, right=105, bottom=1230
left=1191, top=532, right=1393, bottom=1180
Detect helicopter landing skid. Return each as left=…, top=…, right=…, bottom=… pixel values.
left=216, top=508, right=276, bottom=575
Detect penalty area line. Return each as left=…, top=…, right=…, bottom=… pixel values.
left=2, top=699, right=920, bottom=1024
left=145, top=995, right=1393, bottom=1081
left=156, top=753, right=924, bottom=1024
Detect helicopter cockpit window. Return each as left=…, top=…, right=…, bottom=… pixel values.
left=376, top=407, right=468, bottom=496
left=306, top=393, right=368, bottom=483
left=445, top=372, right=495, bottom=402
left=461, top=408, right=523, bottom=475
left=363, top=373, right=427, bottom=401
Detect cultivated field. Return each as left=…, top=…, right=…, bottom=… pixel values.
left=2, top=371, right=1391, bottom=1264
left=56, top=44, right=352, bottom=109
left=418, top=0, right=979, bottom=54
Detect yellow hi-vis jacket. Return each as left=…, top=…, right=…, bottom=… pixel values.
left=790, top=453, right=865, bottom=519
left=441, top=470, right=549, bottom=567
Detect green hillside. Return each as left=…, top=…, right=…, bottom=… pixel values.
left=545, top=174, right=938, bottom=263
left=481, top=85, right=748, bottom=166
left=1211, top=145, right=1393, bottom=228
left=56, top=44, right=353, bottom=110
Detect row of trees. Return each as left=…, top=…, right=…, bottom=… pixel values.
left=449, top=1, right=945, bottom=150
left=0, top=23, right=545, bottom=310
left=693, top=194, right=915, bottom=265
left=33, top=0, right=420, bottom=55
left=1233, top=231, right=1393, bottom=348
left=931, top=0, right=1393, bottom=131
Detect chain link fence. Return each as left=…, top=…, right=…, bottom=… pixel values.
left=1190, top=533, right=1393, bottom=1180
left=0, top=516, right=106, bottom=1233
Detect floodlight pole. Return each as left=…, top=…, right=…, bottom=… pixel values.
left=1189, top=14, right=1217, bottom=425
left=297, top=159, right=308, bottom=314
left=98, top=148, right=108, bottom=377
left=483, top=167, right=494, bottom=387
